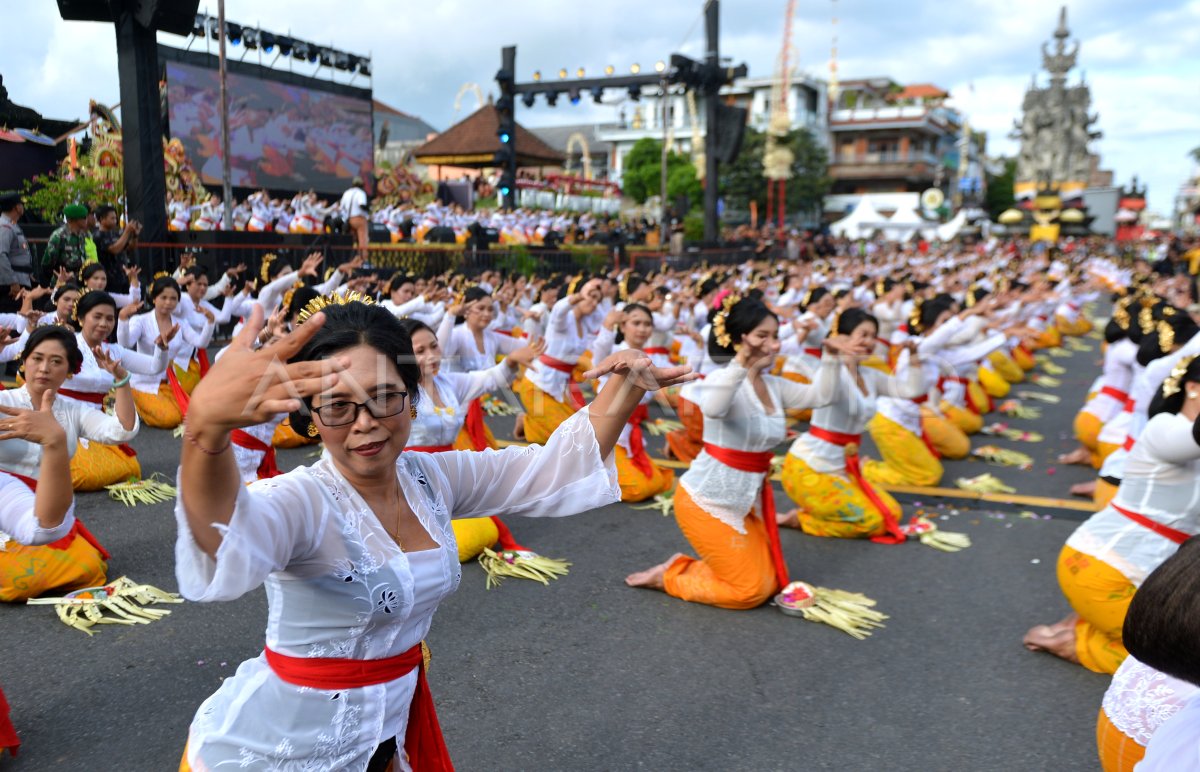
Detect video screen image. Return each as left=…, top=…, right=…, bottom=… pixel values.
left=165, top=60, right=373, bottom=193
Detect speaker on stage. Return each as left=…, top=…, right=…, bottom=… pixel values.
left=713, top=104, right=748, bottom=164
left=368, top=222, right=392, bottom=243
left=426, top=226, right=457, bottom=244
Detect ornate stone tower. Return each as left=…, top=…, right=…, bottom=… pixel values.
left=1010, top=7, right=1102, bottom=206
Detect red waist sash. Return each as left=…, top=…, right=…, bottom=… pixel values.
left=701, top=443, right=789, bottom=591
left=1111, top=503, right=1190, bottom=545
left=643, top=346, right=671, bottom=356
left=625, top=404, right=655, bottom=478
left=538, top=354, right=585, bottom=409
left=463, top=398, right=490, bottom=452
left=404, top=445, right=522, bottom=550
left=1100, top=386, right=1129, bottom=403
left=937, top=375, right=986, bottom=414
left=264, top=644, right=453, bottom=771
left=803, top=347, right=822, bottom=358
left=806, top=426, right=905, bottom=545
left=1123, top=435, right=1136, bottom=451
left=1123, top=398, right=1135, bottom=413
left=230, top=430, right=280, bottom=479
left=5, top=471, right=110, bottom=560
left=0, top=684, right=17, bottom=757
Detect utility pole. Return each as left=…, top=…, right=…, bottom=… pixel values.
left=218, top=0, right=234, bottom=229
left=703, top=0, right=720, bottom=243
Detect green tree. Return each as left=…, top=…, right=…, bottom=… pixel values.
left=984, top=157, right=1017, bottom=221
left=719, top=127, right=830, bottom=220
left=621, top=137, right=703, bottom=209
left=21, top=169, right=115, bottom=222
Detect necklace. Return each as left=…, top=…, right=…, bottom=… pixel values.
left=388, top=484, right=404, bottom=550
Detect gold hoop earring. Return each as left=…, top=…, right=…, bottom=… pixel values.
left=410, top=404, right=418, bottom=419
left=306, top=421, right=319, bottom=437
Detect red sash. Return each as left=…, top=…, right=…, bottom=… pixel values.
left=5, top=472, right=110, bottom=560
left=807, top=426, right=905, bottom=545
left=701, top=443, right=789, bottom=591
left=803, top=347, right=822, bottom=358
left=403, top=445, right=524, bottom=551
left=625, top=404, right=655, bottom=478
left=167, top=367, right=190, bottom=417
left=230, top=430, right=280, bottom=479
left=463, top=399, right=490, bottom=452
left=0, top=684, right=17, bottom=757
left=538, top=354, right=586, bottom=409
left=908, top=396, right=941, bottom=458
left=937, top=375, right=985, bottom=414
left=643, top=347, right=671, bottom=356
left=1111, top=503, right=1190, bottom=545
left=1123, top=435, right=1136, bottom=452
left=197, top=349, right=210, bottom=378
left=264, top=644, right=453, bottom=772
left=1123, top=399, right=1135, bottom=413
left=1100, top=386, right=1129, bottom=403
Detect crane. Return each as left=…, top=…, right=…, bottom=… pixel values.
left=763, top=0, right=798, bottom=231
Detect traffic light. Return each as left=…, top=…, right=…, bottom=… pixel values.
left=495, top=50, right=518, bottom=210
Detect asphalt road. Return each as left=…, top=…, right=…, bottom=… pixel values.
left=0, top=334, right=1109, bottom=771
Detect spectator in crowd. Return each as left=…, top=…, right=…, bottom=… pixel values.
left=41, top=203, right=92, bottom=281
left=92, top=204, right=141, bottom=293
left=0, top=192, right=34, bottom=307
left=339, top=176, right=370, bottom=261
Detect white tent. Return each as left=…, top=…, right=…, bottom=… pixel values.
left=882, top=205, right=927, bottom=242
left=829, top=197, right=885, bottom=239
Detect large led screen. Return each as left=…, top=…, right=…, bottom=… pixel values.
left=165, top=60, right=373, bottom=193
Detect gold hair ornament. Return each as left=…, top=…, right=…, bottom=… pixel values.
left=618, top=274, right=629, bottom=303
left=260, top=253, right=277, bottom=283
left=152, top=271, right=171, bottom=281
left=1138, top=305, right=1156, bottom=336
left=712, top=293, right=741, bottom=349
left=296, top=291, right=376, bottom=325
left=1158, top=320, right=1176, bottom=354
left=1162, top=353, right=1199, bottom=399
left=71, top=287, right=94, bottom=322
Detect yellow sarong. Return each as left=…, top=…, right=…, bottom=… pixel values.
left=864, top=413, right=943, bottom=487
left=922, top=408, right=971, bottom=459
left=452, top=518, right=499, bottom=562
left=71, top=440, right=141, bottom=491
left=941, top=401, right=983, bottom=435
left=0, top=534, right=107, bottom=602
left=978, top=367, right=1010, bottom=400
left=781, top=453, right=902, bottom=540
left=1057, top=544, right=1135, bottom=674
left=614, top=445, right=673, bottom=502
left=133, top=383, right=183, bottom=430
left=988, top=350, right=1025, bottom=384
left=514, top=376, right=578, bottom=446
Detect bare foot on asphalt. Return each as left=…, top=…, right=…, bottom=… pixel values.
left=625, top=553, right=685, bottom=590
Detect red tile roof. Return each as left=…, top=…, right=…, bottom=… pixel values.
left=413, top=105, right=565, bottom=168
left=892, top=84, right=949, bottom=100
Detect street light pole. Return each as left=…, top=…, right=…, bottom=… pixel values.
left=660, top=78, right=669, bottom=248
left=218, top=0, right=234, bottom=230
left=703, top=0, right=720, bottom=243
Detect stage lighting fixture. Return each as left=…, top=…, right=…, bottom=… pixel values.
left=558, top=68, right=568, bottom=79
left=226, top=23, right=243, bottom=45
left=191, top=13, right=206, bottom=37
left=546, top=92, right=559, bottom=107
left=591, top=87, right=604, bottom=104
left=357, top=58, right=371, bottom=76
left=242, top=28, right=260, bottom=49
left=319, top=48, right=335, bottom=67
left=261, top=32, right=279, bottom=53
left=630, top=63, right=641, bottom=74
left=605, top=65, right=615, bottom=75
left=522, top=92, right=536, bottom=108
left=655, top=60, right=666, bottom=72
left=207, top=17, right=221, bottom=39
left=628, top=85, right=642, bottom=101
left=292, top=41, right=309, bottom=60
left=568, top=88, right=581, bottom=105
left=334, top=51, right=352, bottom=71
left=532, top=70, right=542, bottom=82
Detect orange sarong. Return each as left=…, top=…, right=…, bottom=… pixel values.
left=1096, top=708, right=1147, bottom=772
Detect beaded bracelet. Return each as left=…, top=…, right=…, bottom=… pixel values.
left=183, top=423, right=231, bottom=455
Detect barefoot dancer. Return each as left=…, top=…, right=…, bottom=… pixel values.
left=174, top=295, right=693, bottom=769
left=626, top=296, right=841, bottom=609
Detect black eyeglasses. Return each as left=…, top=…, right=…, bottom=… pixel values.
left=311, top=391, right=408, bottom=427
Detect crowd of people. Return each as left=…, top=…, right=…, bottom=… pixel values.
left=0, top=194, right=1198, bottom=770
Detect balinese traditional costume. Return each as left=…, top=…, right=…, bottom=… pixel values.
left=0, top=386, right=132, bottom=601
left=175, top=410, right=618, bottom=770
left=437, top=315, right=523, bottom=452
left=782, top=359, right=924, bottom=540
left=515, top=296, right=599, bottom=444
left=1096, top=656, right=1199, bottom=772
left=663, top=356, right=837, bottom=609
left=119, top=311, right=214, bottom=429
left=1057, top=411, right=1200, bottom=674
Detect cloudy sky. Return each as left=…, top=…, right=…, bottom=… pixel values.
left=4, top=0, right=1198, bottom=211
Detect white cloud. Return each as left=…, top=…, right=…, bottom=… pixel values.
left=2, top=0, right=1196, bottom=209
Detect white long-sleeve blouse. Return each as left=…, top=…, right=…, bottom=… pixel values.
left=175, top=410, right=619, bottom=770
left=1067, top=411, right=1200, bottom=584
left=680, top=356, right=838, bottom=533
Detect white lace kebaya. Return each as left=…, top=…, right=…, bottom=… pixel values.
left=175, top=410, right=618, bottom=771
